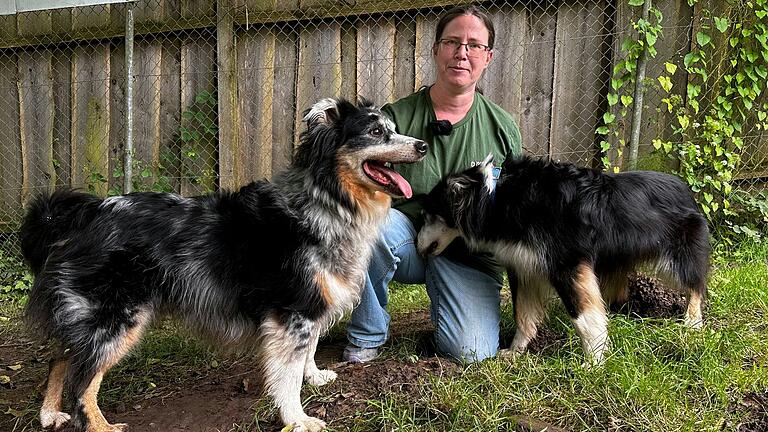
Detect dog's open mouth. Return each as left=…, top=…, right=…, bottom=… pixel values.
left=363, top=161, right=413, bottom=198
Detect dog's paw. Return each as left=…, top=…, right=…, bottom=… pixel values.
left=497, top=348, right=521, bottom=359
left=288, top=416, right=326, bottom=431
left=683, top=316, right=704, bottom=330
left=91, top=422, right=128, bottom=432
left=40, top=409, right=70, bottom=429
left=305, top=369, right=337, bottom=386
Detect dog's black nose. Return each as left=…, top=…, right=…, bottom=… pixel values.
left=414, top=140, right=428, bottom=155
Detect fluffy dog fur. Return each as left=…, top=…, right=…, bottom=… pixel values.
left=417, top=155, right=709, bottom=364
left=21, top=98, right=427, bottom=432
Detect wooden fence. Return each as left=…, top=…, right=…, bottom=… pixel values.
left=0, top=0, right=766, bottom=228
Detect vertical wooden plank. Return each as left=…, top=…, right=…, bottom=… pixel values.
left=109, top=42, right=126, bottom=194
left=481, top=5, right=526, bottom=124
left=414, top=14, right=438, bottom=91
left=181, top=0, right=215, bottom=20
left=520, top=2, right=557, bottom=157
left=52, top=49, right=72, bottom=187
left=18, top=50, right=56, bottom=202
left=339, top=24, right=357, bottom=102
left=133, top=41, right=163, bottom=187
left=606, top=0, right=633, bottom=167
left=160, top=39, right=182, bottom=192
left=394, top=20, right=416, bottom=100
left=295, top=23, right=341, bottom=143
left=638, top=0, right=694, bottom=162
left=164, top=0, right=182, bottom=21
left=135, top=0, right=165, bottom=24
left=549, top=0, right=608, bottom=165
left=218, top=0, right=240, bottom=190
left=71, top=43, right=111, bottom=195
left=180, top=37, right=217, bottom=196
left=237, top=28, right=276, bottom=182
left=356, top=17, right=395, bottom=106
left=0, top=54, right=22, bottom=223
left=272, top=25, right=297, bottom=172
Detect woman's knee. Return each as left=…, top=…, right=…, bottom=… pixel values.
left=436, top=330, right=499, bottom=362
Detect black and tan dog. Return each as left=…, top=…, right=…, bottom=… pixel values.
left=417, top=155, right=709, bottom=364
left=21, top=98, right=427, bottom=432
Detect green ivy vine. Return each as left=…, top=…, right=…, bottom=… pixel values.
left=599, top=0, right=768, bottom=243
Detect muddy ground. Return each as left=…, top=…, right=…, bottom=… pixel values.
left=1, top=275, right=764, bottom=432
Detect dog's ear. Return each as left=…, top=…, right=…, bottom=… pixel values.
left=303, top=98, right=341, bottom=127
left=357, top=97, right=375, bottom=109
left=447, top=175, right=473, bottom=194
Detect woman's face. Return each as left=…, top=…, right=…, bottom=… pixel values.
left=432, top=14, right=494, bottom=92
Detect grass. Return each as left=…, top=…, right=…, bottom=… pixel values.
left=359, top=242, right=768, bottom=432
left=1, top=242, right=766, bottom=431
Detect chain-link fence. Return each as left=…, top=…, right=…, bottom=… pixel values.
left=0, top=0, right=766, bottom=258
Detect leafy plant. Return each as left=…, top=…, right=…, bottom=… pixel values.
left=178, top=90, right=218, bottom=190
left=0, top=248, right=32, bottom=300
left=599, top=0, right=768, bottom=244
left=597, top=0, right=664, bottom=171
left=107, top=155, right=174, bottom=196
left=653, top=0, right=768, bottom=242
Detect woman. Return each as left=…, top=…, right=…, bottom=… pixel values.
left=345, top=5, right=522, bottom=362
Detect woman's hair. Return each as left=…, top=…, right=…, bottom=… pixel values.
left=433, top=5, right=495, bottom=49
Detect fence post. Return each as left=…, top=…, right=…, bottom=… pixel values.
left=217, top=0, right=239, bottom=190
left=124, top=0, right=135, bottom=193
left=627, top=0, right=651, bottom=171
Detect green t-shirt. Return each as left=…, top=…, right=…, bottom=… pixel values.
left=382, top=87, right=522, bottom=279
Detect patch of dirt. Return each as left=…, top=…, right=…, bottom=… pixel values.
left=730, top=391, right=768, bottom=432
left=0, top=276, right=706, bottom=431
left=613, top=273, right=690, bottom=319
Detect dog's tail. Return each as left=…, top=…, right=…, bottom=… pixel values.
left=20, top=189, right=102, bottom=274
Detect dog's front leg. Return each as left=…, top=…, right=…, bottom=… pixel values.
left=259, top=314, right=326, bottom=432
left=303, top=324, right=337, bottom=386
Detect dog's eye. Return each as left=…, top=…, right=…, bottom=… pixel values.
left=370, top=127, right=383, bottom=137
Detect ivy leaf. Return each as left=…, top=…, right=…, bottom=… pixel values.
left=607, top=93, right=619, bottom=106
left=596, top=126, right=610, bottom=135
left=646, top=31, right=657, bottom=46
left=714, top=17, right=729, bottom=33
left=600, top=140, right=611, bottom=151
left=628, top=0, right=645, bottom=6
left=664, top=62, right=678, bottom=74
left=603, top=112, right=616, bottom=124
left=684, top=52, right=700, bottom=68
left=658, top=76, right=673, bottom=92
left=621, top=95, right=634, bottom=106
left=696, top=32, right=711, bottom=47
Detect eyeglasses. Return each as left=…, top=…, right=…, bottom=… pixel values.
left=437, top=39, right=491, bottom=56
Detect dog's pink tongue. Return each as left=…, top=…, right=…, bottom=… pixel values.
left=364, top=163, right=413, bottom=198
left=386, top=170, right=413, bottom=198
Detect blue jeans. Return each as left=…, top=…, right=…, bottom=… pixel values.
left=347, top=208, right=501, bottom=361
